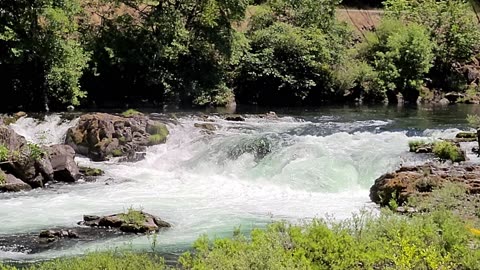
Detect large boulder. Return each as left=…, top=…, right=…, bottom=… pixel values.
left=66, top=113, right=168, bottom=161
left=370, top=163, right=480, bottom=206
left=0, top=171, right=31, bottom=192
left=48, top=144, right=80, bottom=182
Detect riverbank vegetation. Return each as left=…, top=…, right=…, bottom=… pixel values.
left=1, top=184, right=479, bottom=270
left=1, top=0, right=479, bottom=111
left=0, top=183, right=480, bottom=270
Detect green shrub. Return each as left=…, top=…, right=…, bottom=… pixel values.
left=433, top=141, right=465, bottom=162
left=119, top=207, right=146, bottom=227
left=408, top=140, right=429, bottom=152
left=384, top=0, right=480, bottom=92
left=0, top=145, right=9, bottom=162
left=179, top=209, right=480, bottom=269
left=358, top=19, right=435, bottom=103
left=27, top=143, right=45, bottom=161
left=121, top=109, right=142, bottom=118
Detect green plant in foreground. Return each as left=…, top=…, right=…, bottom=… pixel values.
left=121, top=109, right=142, bottom=118
left=433, top=141, right=465, bottom=162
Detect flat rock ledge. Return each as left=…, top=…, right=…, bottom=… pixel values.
left=79, top=212, right=171, bottom=233
left=370, top=163, right=480, bottom=206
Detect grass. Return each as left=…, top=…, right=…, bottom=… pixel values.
left=432, top=141, right=465, bottom=162
left=119, top=207, right=146, bottom=227
left=4, top=207, right=479, bottom=269
left=0, top=251, right=167, bottom=270
left=121, top=109, right=142, bottom=118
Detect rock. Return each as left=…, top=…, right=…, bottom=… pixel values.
left=79, top=166, right=104, bottom=177
left=79, top=211, right=171, bottom=234
left=13, top=111, right=27, bottom=119
left=370, top=163, right=480, bottom=206
left=66, top=113, right=168, bottom=161
left=445, top=92, right=464, bottom=103
left=67, top=105, right=75, bottom=112
left=194, top=123, right=217, bottom=131
left=265, top=111, right=278, bottom=119
left=225, top=115, right=245, bottom=122
left=0, top=227, right=123, bottom=254
left=48, top=144, right=80, bottom=182
left=456, top=132, right=477, bottom=139
left=438, top=98, right=450, bottom=105
left=0, top=172, right=31, bottom=192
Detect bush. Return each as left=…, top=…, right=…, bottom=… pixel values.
left=408, top=140, right=429, bottom=152
left=0, top=145, right=9, bottom=162
left=27, top=143, right=45, bottom=161
left=234, top=0, right=351, bottom=106
left=358, top=19, right=435, bottom=103
left=179, top=209, right=480, bottom=269
left=384, top=0, right=480, bottom=91
left=433, top=141, right=465, bottom=162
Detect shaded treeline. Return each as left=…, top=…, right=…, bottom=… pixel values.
left=0, top=0, right=479, bottom=111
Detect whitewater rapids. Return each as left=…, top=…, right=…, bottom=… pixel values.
left=0, top=111, right=465, bottom=260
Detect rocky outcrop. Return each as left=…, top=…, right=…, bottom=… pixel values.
left=65, top=113, right=168, bottom=161
left=0, top=125, right=81, bottom=192
left=79, top=211, right=171, bottom=233
left=370, top=163, right=480, bottom=206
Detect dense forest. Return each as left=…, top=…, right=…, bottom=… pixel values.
left=0, top=0, right=479, bottom=111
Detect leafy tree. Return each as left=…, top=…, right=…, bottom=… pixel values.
left=234, top=0, right=351, bottom=106
left=0, top=0, right=89, bottom=111
left=82, top=0, right=248, bottom=107
left=358, top=19, right=435, bottom=103
left=384, top=0, right=480, bottom=91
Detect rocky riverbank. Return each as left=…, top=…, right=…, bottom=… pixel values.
left=370, top=130, right=480, bottom=208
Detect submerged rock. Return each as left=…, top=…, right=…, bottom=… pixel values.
left=0, top=227, right=121, bottom=254
left=79, top=211, right=171, bottom=233
left=65, top=113, right=169, bottom=161
left=370, top=163, right=480, bottom=206
left=225, top=115, right=245, bottom=122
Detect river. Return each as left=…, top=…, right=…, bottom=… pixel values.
left=0, top=104, right=478, bottom=262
